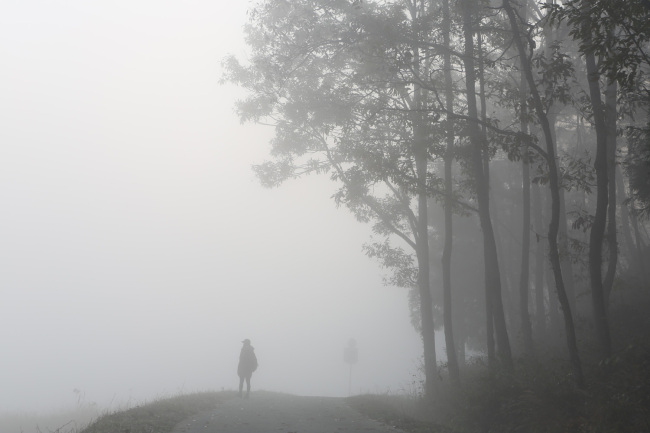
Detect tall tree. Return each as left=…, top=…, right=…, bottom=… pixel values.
left=603, top=79, right=618, bottom=305
left=502, top=0, right=585, bottom=387
left=543, top=0, right=577, bottom=316
left=459, top=0, right=513, bottom=371
left=549, top=0, right=650, bottom=358
left=441, top=0, right=461, bottom=385
left=410, top=0, right=438, bottom=398
left=583, top=18, right=613, bottom=361
left=222, top=0, right=445, bottom=398
left=517, top=0, right=534, bottom=356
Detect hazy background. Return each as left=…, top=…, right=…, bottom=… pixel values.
left=0, top=1, right=431, bottom=414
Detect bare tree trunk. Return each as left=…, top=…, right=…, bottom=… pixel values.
left=544, top=0, right=576, bottom=315
left=415, top=115, right=438, bottom=399
left=477, top=34, right=489, bottom=180
left=558, top=188, right=577, bottom=314
left=410, top=0, right=439, bottom=396
left=459, top=339, right=466, bottom=367
left=518, top=0, right=533, bottom=355
left=603, top=80, right=618, bottom=306
left=584, top=32, right=613, bottom=360
left=460, top=0, right=513, bottom=372
left=533, top=181, right=547, bottom=340
left=475, top=27, right=496, bottom=368
left=617, top=167, right=642, bottom=275
left=495, top=218, right=517, bottom=335
left=503, top=0, right=584, bottom=387
left=412, top=43, right=438, bottom=403
left=519, top=112, right=533, bottom=355
left=630, top=213, right=649, bottom=282
left=486, top=275, right=495, bottom=367
left=545, top=260, right=562, bottom=338
left=441, top=0, right=460, bottom=385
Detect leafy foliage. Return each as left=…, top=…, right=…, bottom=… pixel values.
left=532, top=40, right=577, bottom=109
left=363, top=240, right=417, bottom=288
left=545, top=0, right=650, bottom=93
left=222, top=0, right=479, bottom=299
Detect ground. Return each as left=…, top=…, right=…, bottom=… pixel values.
left=79, top=391, right=438, bottom=433
left=171, top=391, right=407, bottom=433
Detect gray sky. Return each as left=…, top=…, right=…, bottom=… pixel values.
left=0, top=1, right=425, bottom=413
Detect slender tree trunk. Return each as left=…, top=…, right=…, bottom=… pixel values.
left=533, top=181, right=547, bottom=340
left=503, top=0, right=584, bottom=387
left=545, top=0, right=576, bottom=319
left=486, top=273, right=495, bottom=367
left=415, top=117, right=437, bottom=399
left=475, top=27, right=495, bottom=368
left=631, top=212, right=647, bottom=266
left=418, top=163, right=437, bottom=400
left=584, top=29, right=612, bottom=360
left=498, top=228, right=516, bottom=330
left=617, top=166, right=641, bottom=275
left=556, top=164, right=577, bottom=316
left=550, top=115, right=576, bottom=315
left=518, top=15, right=534, bottom=354
left=455, top=317, right=466, bottom=369
left=460, top=0, right=513, bottom=372
left=477, top=34, right=489, bottom=180
left=558, top=188, right=577, bottom=314
left=545, top=259, right=561, bottom=337
left=603, top=80, right=618, bottom=305
left=630, top=213, right=649, bottom=282
left=549, top=118, right=577, bottom=316
left=411, top=8, right=437, bottom=396
left=545, top=23, right=576, bottom=314
left=441, top=0, right=460, bottom=385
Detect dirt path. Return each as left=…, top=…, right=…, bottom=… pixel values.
left=171, top=391, right=404, bottom=433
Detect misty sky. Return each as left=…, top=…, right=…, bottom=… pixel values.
left=0, top=1, right=430, bottom=414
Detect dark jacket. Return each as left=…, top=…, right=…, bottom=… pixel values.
left=238, top=344, right=258, bottom=376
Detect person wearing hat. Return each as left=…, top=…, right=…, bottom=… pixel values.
left=237, top=339, right=258, bottom=398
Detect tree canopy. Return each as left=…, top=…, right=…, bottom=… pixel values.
left=223, top=0, right=650, bottom=419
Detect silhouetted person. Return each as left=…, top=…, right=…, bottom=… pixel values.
left=238, top=338, right=258, bottom=398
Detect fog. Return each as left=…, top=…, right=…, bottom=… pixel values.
left=0, top=1, right=430, bottom=414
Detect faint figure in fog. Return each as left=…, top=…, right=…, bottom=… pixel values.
left=238, top=338, right=258, bottom=398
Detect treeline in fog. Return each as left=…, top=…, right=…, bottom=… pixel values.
left=222, top=0, right=650, bottom=413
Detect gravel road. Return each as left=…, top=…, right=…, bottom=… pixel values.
left=171, top=391, right=404, bottom=433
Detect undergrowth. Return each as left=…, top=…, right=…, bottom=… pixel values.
left=350, top=288, right=650, bottom=433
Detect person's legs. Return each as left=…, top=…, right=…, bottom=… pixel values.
left=245, top=374, right=251, bottom=398
left=238, top=375, right=245, bottom=397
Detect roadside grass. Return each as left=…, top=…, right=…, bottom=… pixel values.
left=78, top=390, right=439, bottom=433
left=79, top=391, right=236, bottom=433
